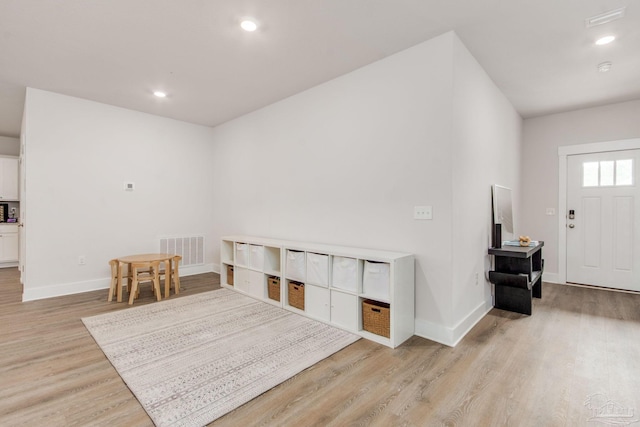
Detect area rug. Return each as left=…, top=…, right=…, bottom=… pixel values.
left=82, top=289, right=359, bottom=427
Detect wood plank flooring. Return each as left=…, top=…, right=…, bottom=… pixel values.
left=1, top=267, right=639, bottom=426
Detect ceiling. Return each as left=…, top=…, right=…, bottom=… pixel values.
left=0, top=0, right=638, bottom=138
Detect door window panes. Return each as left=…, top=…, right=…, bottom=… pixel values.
left=616, top=159, right=633, bottom=185
left=582, top=159, right=634, bottom=187
left=600, top=161, right=614, bottom=186
left=583, top=162, right=599, bottom=187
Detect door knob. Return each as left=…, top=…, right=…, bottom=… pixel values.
left=568, top=224, right=575, bottom=228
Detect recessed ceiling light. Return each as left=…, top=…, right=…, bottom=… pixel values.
left=598, top=62, right=612, bottom=73
left=595, top=35, right=616, bottom=46
left=240, top=19, right=258, bottom=32
left=153, top=91, right=167, bottom=98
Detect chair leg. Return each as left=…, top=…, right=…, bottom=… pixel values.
left=107, top=260, right=117, bottom=302
left=163, top=260, right=171, bottom=298
left=153, top=264, right=161, bottom=301
left=107, top=275, right=116, bottom=302
left=173, top=258, right=180, bottom=295
left=128, top=277, right=139, bottom=305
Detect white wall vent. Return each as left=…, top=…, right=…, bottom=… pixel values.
left=159, top=235, right=205, bottom=267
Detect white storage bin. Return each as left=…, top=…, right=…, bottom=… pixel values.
left=306, top=253, right=329, bottom=286
left=332, top=256, right=358, bottom=292
left=249, top=245, right=264, bottom=270
left=286, top=250, right=306, bottom=281
left=235, top=243, right=249, bottom=266
left=363, top=261, right=390, bottom=299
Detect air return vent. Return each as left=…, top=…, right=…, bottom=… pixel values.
left=159, top=236, right=205, bottom=267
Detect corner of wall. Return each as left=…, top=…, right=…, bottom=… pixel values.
left=415, top=299, right=493, bottom=347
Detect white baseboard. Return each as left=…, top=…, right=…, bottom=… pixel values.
left=542, top=271, right=561, bottom=284
left=182, top=264, right=216, bottom=277
left=22, top=263, right=216, bottom=302
left=23, top=277, right=111, bottom=302
left=414, top=300, right=492, bottom=347
left=0, top=261, right=18, bottom=269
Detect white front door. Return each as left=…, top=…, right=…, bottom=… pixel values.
left=566, top=150, right=640, bottom=290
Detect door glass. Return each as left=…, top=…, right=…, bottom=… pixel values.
left=583, top=162, right=599, bottom=187
left=600, top=161, right=614, bottom=186
left=616, top=159, right=633, bottom=186
left=582, top=159, right=634, bottom=187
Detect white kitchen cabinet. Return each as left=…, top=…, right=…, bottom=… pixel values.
left=221, top=235, right=414, bottom=348
left=0, top=157, right=18, bottom=201
left=0, top=224, right=19, bottom=263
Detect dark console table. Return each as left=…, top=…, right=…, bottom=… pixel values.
left=488, top=241, right=544, bottom=315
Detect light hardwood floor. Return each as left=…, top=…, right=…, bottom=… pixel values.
left=1, top=267, right=639, bottom=426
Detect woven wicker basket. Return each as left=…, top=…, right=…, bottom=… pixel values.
left=267, top=277, right=280, bottom=302
left=288, top=281, right=305, bottom=310
left=362, top=299, right=390, bottom=338
left=226, top=265, right=234, bottom=286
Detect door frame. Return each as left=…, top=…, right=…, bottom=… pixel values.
left=557, top=138, right=640, bottom=284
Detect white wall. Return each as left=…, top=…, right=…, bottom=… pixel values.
left=22, top=88, right=217, bottom=300
left=522, top=99, right=640, bottom=281
left=19, top=32, right=523, bottom=345
left=0, top=136, right=20, bottom=156
left=450, top=36, right=522, bottom=342
left=210, top=32, right=522, bottom=345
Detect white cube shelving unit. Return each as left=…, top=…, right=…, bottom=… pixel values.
left=220, top=235, right=415, bottom=348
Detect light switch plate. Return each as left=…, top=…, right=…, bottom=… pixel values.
left=414, top=206, right=432, bottom=220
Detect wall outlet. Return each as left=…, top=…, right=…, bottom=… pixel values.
left=78, top=255, right=86, bottom=265
left=414, top=206, right=433, bottom=220
left=546, top=208, right=556, bottom=216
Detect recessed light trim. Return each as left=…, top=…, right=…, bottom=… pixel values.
left=595, top=35, right=616, bottom=46
left=240, top=19, right=258, bottom=32
left=153, top=91, right=167, bottom=98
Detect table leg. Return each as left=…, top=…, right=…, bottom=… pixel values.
left=116, top=261, right=123, bottom=303
left=164, top=259, right=171, bottom=298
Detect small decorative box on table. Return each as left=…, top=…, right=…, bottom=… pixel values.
left=488, top=241, right=544, bottom=315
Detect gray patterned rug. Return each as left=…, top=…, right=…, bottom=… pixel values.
left=82, top=288, right=359, bottom=427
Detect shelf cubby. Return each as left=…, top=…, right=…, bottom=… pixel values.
left=221, top=240, right=234, bottom=265
left=221, top=235, right=414, bottom=348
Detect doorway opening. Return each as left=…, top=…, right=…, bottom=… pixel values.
left=558, top=138, right=640, bottom=290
